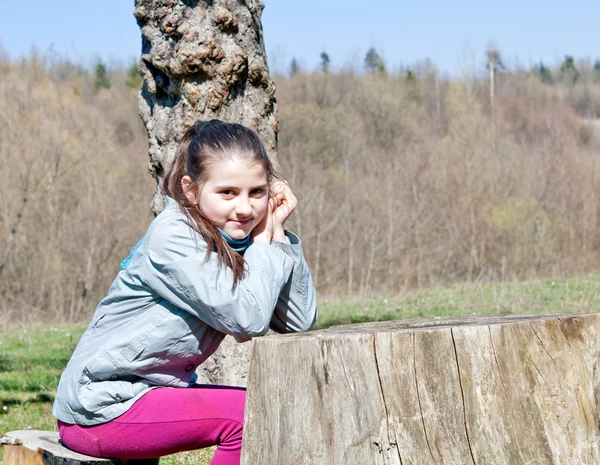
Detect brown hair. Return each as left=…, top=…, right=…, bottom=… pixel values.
left=163, top=120, right=275, bottom=287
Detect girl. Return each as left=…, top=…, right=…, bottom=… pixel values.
left=53, top=120, right=317, bottom=464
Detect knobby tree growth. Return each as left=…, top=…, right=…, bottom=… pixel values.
left=134, top=0, right=279, bottom=212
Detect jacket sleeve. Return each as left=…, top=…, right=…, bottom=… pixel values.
left=268, top=231, right=318, bottom=333
left=140, top=220, right=295, bottom=341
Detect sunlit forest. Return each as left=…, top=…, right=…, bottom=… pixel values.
left=2, top=48, right=600, bottom=323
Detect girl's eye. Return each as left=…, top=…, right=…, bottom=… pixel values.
left=251, top=188, right=266, bottom=196
left=220, top=190, right=234, bottom=197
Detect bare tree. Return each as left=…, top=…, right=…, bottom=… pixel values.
left=5, top=44, right=600, bottom=324
left=486, top=44, right=500, bottom=115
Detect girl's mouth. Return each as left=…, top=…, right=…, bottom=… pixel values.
left=231, top=219, right=251, bottom=226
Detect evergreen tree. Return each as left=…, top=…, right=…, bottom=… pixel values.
left=405, top=69, right=420, bottom=102
left=593, top=60, right=600, bottom=83
left=289, top=57, right=300, bottom=78
left=94, top=61, right=111, bottom=90
left=537, top=62, right=553, bottom=84
left=560, top=55, right=579, bottom=85
left=364, top=48, right=385, bottom=74
left=125, top=62, right=143, bottom=89
left=320, top=52, right=330, bottom=73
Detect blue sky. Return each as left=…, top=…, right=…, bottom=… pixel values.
left=1, top=1, right=598, bottom=76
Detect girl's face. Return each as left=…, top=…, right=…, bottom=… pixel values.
left=194, top=158, right=269, bottom=239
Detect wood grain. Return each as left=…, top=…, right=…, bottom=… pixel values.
left=241, top=314, right=600, bottom=465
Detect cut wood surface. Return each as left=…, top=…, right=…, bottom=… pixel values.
left=241, top=314, right=600, bottom=465
left=2, top=430, right=158, bottom=465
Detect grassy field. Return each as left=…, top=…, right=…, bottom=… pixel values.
left=317, top=275, right=600, bottom=326
left=2, top=275, right=600, bottom=463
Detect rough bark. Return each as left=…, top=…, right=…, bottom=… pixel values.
left=134, top=0, right=278, bottom=386
left=241, top=314, right=600, bottom=465
left=195, top=332, right=252, bottom=386
left=134, top=0, right=278, bottom=213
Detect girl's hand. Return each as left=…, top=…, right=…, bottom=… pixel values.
left=270, top=181, right=297, bottom=241
left=251, top=197, right=275, bottom=244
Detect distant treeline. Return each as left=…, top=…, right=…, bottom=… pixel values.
left=0, top=54, right=153, bottom=324
left=1, top=52, right=600, bottom=322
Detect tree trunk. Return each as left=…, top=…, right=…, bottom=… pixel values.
left=242, top=314, right=600, bottom=464
left=134, top=0, right=278, bottom=212
left=134, top=0, right=278, bottom=387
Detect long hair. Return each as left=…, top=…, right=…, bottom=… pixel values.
left=163, top=120, right=275, bottom=288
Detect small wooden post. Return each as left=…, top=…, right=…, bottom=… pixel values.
left=241, top=314, right=600, bottom=464
left=1, top=430, right=159, bottom=465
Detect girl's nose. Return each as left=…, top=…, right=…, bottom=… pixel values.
left=236, top=196, right=252, bottom=216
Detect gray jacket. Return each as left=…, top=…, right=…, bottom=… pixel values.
left=53, top=198, right=317, bottom=425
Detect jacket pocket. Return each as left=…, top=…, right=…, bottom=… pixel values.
left=120, top=340, right=146, bottom=362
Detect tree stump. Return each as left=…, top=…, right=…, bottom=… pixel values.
left=241, top=314, right=600, bottom=465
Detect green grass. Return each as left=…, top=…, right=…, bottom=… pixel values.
left=315, top=275, right=600, bottom=328
left=0, top=325, right=214, bottom=464
left=2, top=275, right=600, bottom=463
left=0, top=325, right=85, bottom=463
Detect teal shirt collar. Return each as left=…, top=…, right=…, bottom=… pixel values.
left=219, top=229, right=252, bottom=254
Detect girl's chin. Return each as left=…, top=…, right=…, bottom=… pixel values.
left=229, top=233, right=250, bottom=240
left=223, top=227, right=252, bottom=240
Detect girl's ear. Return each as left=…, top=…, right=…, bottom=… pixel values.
left=181, top=175, right=198, bottom=205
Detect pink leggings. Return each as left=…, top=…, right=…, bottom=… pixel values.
left=58, top=384, right=246, bottom=465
